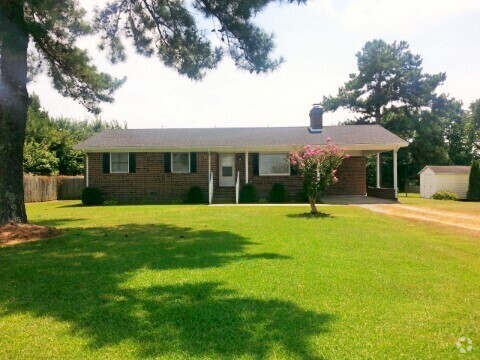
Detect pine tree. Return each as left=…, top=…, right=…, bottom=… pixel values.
left=322, top=40, right=445, bottom=128
left=0, top=0, right=304, bottom=224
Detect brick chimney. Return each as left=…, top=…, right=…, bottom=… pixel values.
left=309, top=104, right=323, bottom=133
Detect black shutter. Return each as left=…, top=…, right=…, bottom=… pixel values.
left=290, top=164, right=298, bottom=176
left=252, top=153, right=259, bottom=176
left=190, top=152, right=197, bottom=173
left=129, top=153, right=136, bottom=173
left=164, top=152, right=171, bottom=173
left=103, top=153, right=110, bottom=173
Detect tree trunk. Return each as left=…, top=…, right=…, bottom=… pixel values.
left=374, top=106, right=381, bottom=124
left=309, top=195, right=318, bottom=214
left=0, top=2, right=29, bottom=224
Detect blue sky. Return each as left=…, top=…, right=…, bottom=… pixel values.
left=28, top=0, right=480, bottom=128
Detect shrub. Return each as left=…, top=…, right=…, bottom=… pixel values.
left=467, top=160, right=480, bottom=201
left=269, top=183, right=287, bottom=203
left=186, top=186, right=204, bottom=204
left=239, top=183, right=259, bottom=203
left=431, top=190, right=459, bottom=201
left=81, top=187, right=104, bottom=205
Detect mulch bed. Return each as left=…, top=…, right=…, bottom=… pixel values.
left=0, top=222, right=61, bottom=246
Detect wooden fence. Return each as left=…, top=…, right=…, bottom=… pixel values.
left=405, top=184, right=420, bottom=194
left=24, top=175, right=85, bottom=202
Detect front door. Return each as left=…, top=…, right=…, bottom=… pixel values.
left=219, top=154, right=235, bottom=187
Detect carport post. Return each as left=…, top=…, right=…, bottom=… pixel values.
left=245, top=151, right=249, bottom=183
left=393, top=149, right=398, bottom=198
left=376, top=153, right=381, bottom=188
left=208, top=151, right=211, bottom=179
left=85, top=154, right=89, bottom=187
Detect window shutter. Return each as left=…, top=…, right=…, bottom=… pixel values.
left=252, top=153, right=259, bottom=176
left=129, top=153, right=136, bottom=173
left=103, top=153, right=110, bottom=173
left=290, top=164, right=298, bottom=176
left=190, top=152, right=197, bottom=173
left=164, top=152, right=171, bottom=173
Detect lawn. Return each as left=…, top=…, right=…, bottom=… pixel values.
left=399, top=193, right=480, bottom=215
left=0, top=202, right=479, bottom=359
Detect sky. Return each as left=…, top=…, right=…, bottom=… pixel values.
left=28, top=0, right=480, bottom=129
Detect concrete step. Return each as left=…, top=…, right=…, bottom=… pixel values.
left=213, top=188, right=236, bottom=204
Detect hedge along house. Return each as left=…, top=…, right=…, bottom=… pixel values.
left=74, top=106, right=408, bottom=204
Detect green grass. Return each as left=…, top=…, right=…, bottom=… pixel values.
left=0, top=201, right=479, bottom=359
left=399, top=193, right=480, bottom=215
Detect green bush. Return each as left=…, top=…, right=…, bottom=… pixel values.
left=239, top=183, right=259, bottom=203
left=81, top=187, right=104, bottom=205
left=269, top=183, right=287, bottom=203
left=467, top=160, right=480, bottom=201
left=186, top=186, right=204, bottom=204
left=431, top=190, right=459, bottom=201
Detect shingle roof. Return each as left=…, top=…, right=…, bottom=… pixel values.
left=421, top=166, right=471, bottom=175
left=74, top=124, right=408, bottom=151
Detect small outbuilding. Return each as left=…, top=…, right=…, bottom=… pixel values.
left=419, top=166, right=471, bottom=199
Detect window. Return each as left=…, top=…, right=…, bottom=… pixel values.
left=111, top=153, right=129, bottom=173
left=172, top=152, right=190, bottom=173
left=259, top=154, right=290, bottom=176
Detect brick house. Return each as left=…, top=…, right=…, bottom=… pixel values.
left=74, top=106, right=408, bottom=203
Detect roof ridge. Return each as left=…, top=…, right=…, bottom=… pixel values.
left=104, top=124, right=382, bottom=131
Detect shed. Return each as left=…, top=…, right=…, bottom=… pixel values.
left=419, top=166, right=470, bottom=199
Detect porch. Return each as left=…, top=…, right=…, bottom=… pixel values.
left=207, top=148, right=400, bottom=204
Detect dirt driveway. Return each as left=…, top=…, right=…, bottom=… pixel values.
left=359, top=204, right=480, bottom=235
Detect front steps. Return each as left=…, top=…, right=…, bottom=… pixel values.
left=212, top=187, right=236, bottom=204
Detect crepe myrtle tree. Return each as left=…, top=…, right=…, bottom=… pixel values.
left=0, top=0, right=305, bottom=225
left=290, top=138, right=349, bottom=214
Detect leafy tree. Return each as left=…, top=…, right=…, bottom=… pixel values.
left=1, top=0, right=304, bottom=224
left=23, top=141, right=59, bottom=175
left=415, top=95, right=465, bottom=168
left=466, top=99, right=480, bottom=159
left=290, top=139, right=348, bottom=214
left=443, top=97, right=471, bottom=165
left=409, top=111, right=449, bottom=170
left=24, top=94, right=125, bottom=176
left=467, top=160, right=480, bottom=201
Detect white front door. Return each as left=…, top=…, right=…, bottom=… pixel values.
left=219, top=154, right=235, bottom=187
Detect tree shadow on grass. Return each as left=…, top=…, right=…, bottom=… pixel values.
left=0, top=223, right=332, bottom=359
left=287, top=212, right=333, bottom=219
left=33, top=218, right=87, bottom=227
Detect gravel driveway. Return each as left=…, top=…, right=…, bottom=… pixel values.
left=359, top=204, right=480, bottom=235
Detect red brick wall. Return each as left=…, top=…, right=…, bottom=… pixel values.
left=326, top=156, right=366, bottom=195
left=87, top=152, right=366, bottom=202
left=88, top=152, right=215, bottom=203
left=245, top=155, right=366, bottom=200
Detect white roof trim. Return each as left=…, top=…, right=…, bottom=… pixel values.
left=418, top=165, right=471, bottom=175
left=78, top=143, right=407, bottom=153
